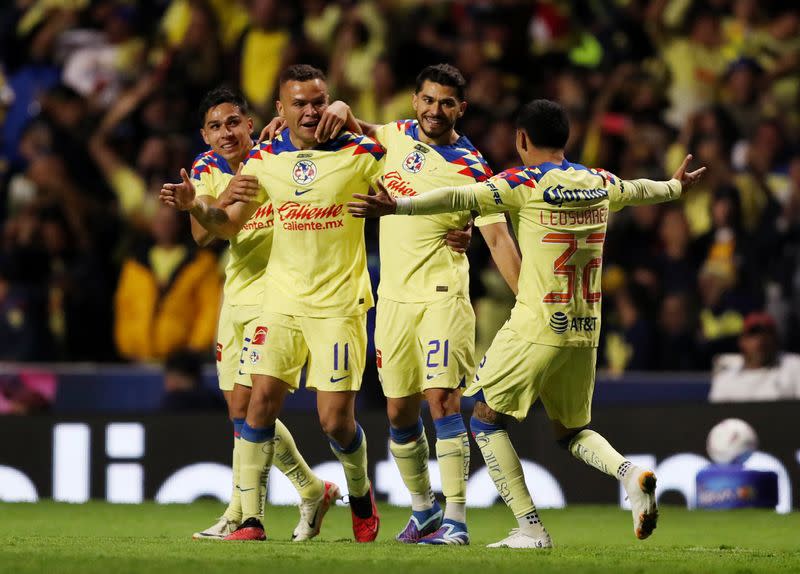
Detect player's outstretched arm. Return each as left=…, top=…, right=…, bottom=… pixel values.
left=160, top=166, right=260, bottom=239
left=479, top=220, right=521, bottom=295
left=613, top=154, right=706, bottom=209
left=348, top=180, right=480, bottom=218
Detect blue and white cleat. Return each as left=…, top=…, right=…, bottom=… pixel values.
left=396, top=501, right=443, bottom=543
left=417, top=519, right=470, bottom=545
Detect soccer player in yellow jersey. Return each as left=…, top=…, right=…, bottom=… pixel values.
left=349, top=99, right=706, bottom=548
left=335, top=64, right=520, bottom=545
left=161, top=65, right=385, bottom=542
left=160, top=87, right=336, bottom=542
left=261, top=64, right=521, bottom=545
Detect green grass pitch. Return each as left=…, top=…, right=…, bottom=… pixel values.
left=1, top=502, right=798, bottom=573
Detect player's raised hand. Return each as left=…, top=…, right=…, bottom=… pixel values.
left=220, top=163, right=260, bottom=206
left=348, top=179, right=396, bottom=218
left=258, top=116, right=287, bottom=143
left=445, top=222, right=472, bottom=254
left=315, top=100, right=360, bottom=142
left=160, top=168, right=197, bottom=211
left=672, top=154, right=707, bottom=192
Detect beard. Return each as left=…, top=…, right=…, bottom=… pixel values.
left=417, top=115, right=455, bottom=140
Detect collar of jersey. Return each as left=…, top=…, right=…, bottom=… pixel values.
left=530, top=158, right=595, bottom=182
left=208, top=151, right=234, bottom=175
left=272, top=127, right=356, bottom=154
left=406, top=120, right=474, bottom=154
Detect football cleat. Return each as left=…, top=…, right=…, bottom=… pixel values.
left=192, top=516, right=239, bottom=540
left=487, top=528, right=553, bottom=549
left=292, top=481, right=341, bottom=542
left=223, top=517, right=266, bottom=541
left=350, top=486, right=380, bottom=543
left=396, top=501, right=443, bottom=543
left=623, top=466, right=658, bottom=540
left=417, top=518, right=469, bottom=545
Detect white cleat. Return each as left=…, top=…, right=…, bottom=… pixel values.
left=192, top=516, right=239, bottom=540
left=487, top=528, right=553, bottom=549
left=292, top=481, right=341, bottom=542
left=623, top=466, right=658, bottom=540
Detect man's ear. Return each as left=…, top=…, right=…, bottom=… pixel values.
left=457, top=100, right=467, bottom=119
left=276, top=100, right=284, bottom=118
left=200, top=128, right=210, bottom=146
left=517, top=128, right=528, bottom=151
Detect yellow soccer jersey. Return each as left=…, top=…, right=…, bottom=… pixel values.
left=242, top=128, right=385, bottom=317
left=373, top=119, right=506, bottom=302
left=190, top=150, right=274, bottom=307
left=448, top=160, right=681, bottom=348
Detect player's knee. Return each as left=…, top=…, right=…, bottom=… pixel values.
left=386, top=400, right=418, bottom=429
left=318, top=410, right=353, bottom=439
left=425, top=388, right=460, bottom=420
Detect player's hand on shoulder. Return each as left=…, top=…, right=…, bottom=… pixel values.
left=258, top=117, right=287, bottom=143
left=445, top=222, right=472, bottom=254
left=347, top=179, right=396, bottom=218
left=160, top=168, right=197, bottom=211
left=220, top=163, right=260, bottom=206
left=316, top=100, right=359, bottom=142
left=672, top=154, right=706, bottom=192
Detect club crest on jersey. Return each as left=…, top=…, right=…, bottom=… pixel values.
left=402, top=151, right=425, bottom=173
left=292, top=160, right=317, bottom=185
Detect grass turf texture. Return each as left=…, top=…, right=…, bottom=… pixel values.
left=1, top=502, right=798, bottom=573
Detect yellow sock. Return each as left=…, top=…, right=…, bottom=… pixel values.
left=238, top=423, right=275, bottom=521
left=273, top=419, right=324, bottom=500
left=434, top=414, right=470, bottom=523
left=222, top=433, right=242, bottom=522
left=329, top=425, right=369, bottom=497
left=436, top=434, right=470, bottom=520
left=389, top=425, right=434, bottom=511
left=568, top=429, right=628, bottom=479
left=471, top=418, right=535, bottom=519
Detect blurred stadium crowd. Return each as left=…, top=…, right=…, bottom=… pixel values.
left=0, top=0, right=798, bottom=375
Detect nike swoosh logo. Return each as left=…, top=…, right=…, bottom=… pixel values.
left=308, top=507, right=320, bottom=529
left=295, top=188, right=312, bottom=196
left=330, top=375, right=350, bottom=383
left=426, top=372, right=445, bottom=380
left=238, top=487, right=255, bottom=492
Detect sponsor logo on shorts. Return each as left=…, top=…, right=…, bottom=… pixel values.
left=249, top=350, right=261, bottom=364
left=402, top=150, right=425, bottom=173
left=216, top=342, right=222, bottom=362
left=549, top=313, right=598, bottom=334
left=426, top=372, right=445, bottom=380
left=292, top=160, right=317, bottom=185
left=252, top=326, right=268, bottom=345
left=376, top=349, right=382, bottom=368
left=549, top=312, right=569, bottom=335
left=329, top=375, right=350, bottom=383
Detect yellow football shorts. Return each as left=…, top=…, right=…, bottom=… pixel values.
left=239, top=312, right=366, bottom=392
left=216, top=302, right=261, bottom=391
left=375, top=297, right=476, bottom=399
left=465, top=322, right=597, bottom=428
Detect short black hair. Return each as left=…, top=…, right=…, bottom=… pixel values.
left=198, top=86, right=249, bottom=125
left=415, top=64, right=466, bottom=100
left=279, top=64, right=327, bottom=86
left=516, top=99, right=570, bottom=149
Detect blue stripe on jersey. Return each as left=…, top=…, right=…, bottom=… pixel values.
left=401, top=119, right=491, bottom=180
